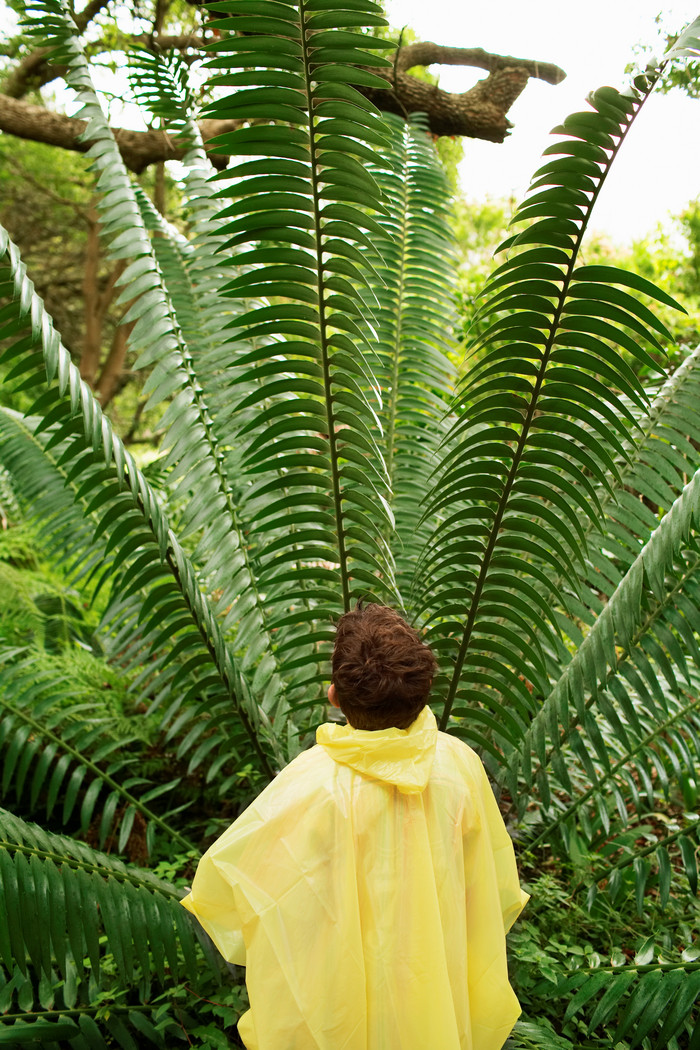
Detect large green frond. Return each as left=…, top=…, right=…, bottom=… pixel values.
left=418, top=58, right=685, bottom=761
left=540, top=952, right=700, bottom=1048
left=363, top=113, right=458, bottom=597
left=526, top=668, right=700, bottom=904
left=0, top=648, right=194, bottom=854
left=133, top=186, right=290, bottom=722
left=26, top=0, right=285, bottom=710
left=550, top=343, right=700, bottom=650
left=0, top=808, right=213, bottom=1046
left=199, top=0, right=400, bottom=699
left=0, top=406, right=272, bottom=795
left=0, top=225, right=280, bottom=778
left=511, top=473, right=700, bottom=916
left=513, top=463, right=700, bottom=793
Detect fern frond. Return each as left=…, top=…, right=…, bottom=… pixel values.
left=362, top=113, right=458, bottom=597
left=0, top=226, right=280, bottom=778
left=419, top=58, right=684, bottom=759
left=0, top=408, right=268, bottom=793
left=551, top=343, right=700, bottom=642
left=0, top=648, right=194, bottom=854
left=512, top=466, right=700, bottom=799
left=199, top=0, right=400, bottom=698
left=21, top=0, right=290, bottom=726
left=0, top=407, right=117, bottom=609
left=0, top=809, right=203, bottom=978
left=544, top=952, right=700, bottom=1048
left=0, top=808, right=214, bottom=1044
left=127, top=49, right=294, bottom=723
left=525, top=664, right=700, bottom=908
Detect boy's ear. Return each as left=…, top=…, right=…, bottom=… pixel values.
left=328, top=683, right=339, bottom=708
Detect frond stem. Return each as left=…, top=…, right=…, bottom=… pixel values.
left=0, top=838, right=181, bottom=898
left=300, top=0, right=350, bottom=611
left=0, top=1004, right=174, bottom=1022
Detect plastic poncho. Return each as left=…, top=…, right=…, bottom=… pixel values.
left=181, top=706, right=529, bottom=1050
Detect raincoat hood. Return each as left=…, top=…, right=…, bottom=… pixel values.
left=315, top=704, right=437, bottom=793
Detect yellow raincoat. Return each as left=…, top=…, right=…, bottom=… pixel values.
left=181, top=706, right=529, bottom=1050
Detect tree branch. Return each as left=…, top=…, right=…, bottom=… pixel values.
left=2, top=33, right=204, bottom=99
left=395, top=41, right=566, bottom=85
left=0, top=94, right=238, bottom=172
left=367, top=41, right=566, bottom=141
left=365, top=65, right=533, bottom=141
left=0, top=30, right=565, bottom=155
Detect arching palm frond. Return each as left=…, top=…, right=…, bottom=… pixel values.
left=545, top=344, right=700, bottom=654
left=21, top=0, right=290, bottom=735
left=198, top=0, right=401, bottom=710
left=419, top=60, right=683, bottom=767
left=0, top=808, right=214, bottom=1047
left=0, top=407, right=268, bottom=802
left=0, top=406, right=115, bottom=603
left=363, top=113, right=458, bottom=600
left=510, top=466, right=700, bottom=927
left=0, top=226, right=280, bottom=779
left=525, top=666, right=700, bottom=899
left=132, top=186, right=291, bottom=731
left=0, top=647, right=195, bottom=854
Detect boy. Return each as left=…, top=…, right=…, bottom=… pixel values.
left=181, top=604, right=529, bottom=1050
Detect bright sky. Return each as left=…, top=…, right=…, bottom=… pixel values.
left=384, top=0, right=700, bottom=244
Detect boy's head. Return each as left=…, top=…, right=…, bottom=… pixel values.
left=330, top=604, right=437, bottom=731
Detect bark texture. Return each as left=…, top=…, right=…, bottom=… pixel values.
left=0, top=95, right=240, bottom=172
left=380, top=41, right=566, bottom=141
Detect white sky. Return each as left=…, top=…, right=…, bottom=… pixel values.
left=384, top=0, right=700, bottom=244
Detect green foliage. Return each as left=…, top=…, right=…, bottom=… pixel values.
left=420, top=77, right=681, bottom=752
left=678, top=196, right=700, bottom=297
left=456, top=202, right=700, bottom=380
left=0, top=809, right=219, bottom=1047
left=1, top=2, right=700, bottom=1046
left=642, top=13, right=700, bottom=100
left=509, top=871, right=700, bottom=1048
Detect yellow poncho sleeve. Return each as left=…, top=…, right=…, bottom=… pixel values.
left=180, top=817, right=252, bottom=966
left=474, top=759, right=530, bottom=934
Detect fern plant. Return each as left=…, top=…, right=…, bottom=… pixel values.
left=0, top=0, right=699, bottom=1044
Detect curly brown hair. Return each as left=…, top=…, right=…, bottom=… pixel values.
left=331, top=604, right=437, bottom=731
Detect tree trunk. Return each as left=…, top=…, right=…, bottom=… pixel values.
left=96, top=319, right=132, bottom=408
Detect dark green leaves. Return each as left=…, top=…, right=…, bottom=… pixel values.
left=0, top=809, right=213, bottom=1045
left=200, top=0, right=399, bottom=696
left=420, top=74, right=679, bottom=753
